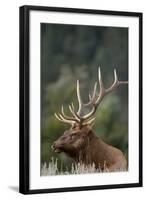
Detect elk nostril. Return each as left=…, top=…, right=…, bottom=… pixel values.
left=51, top=143, right=56, bottom=150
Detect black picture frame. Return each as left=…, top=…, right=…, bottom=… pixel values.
left=19, top=5, right=143, bottom=194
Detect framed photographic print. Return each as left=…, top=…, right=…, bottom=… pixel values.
left=19, top=5, right=143, bottom=194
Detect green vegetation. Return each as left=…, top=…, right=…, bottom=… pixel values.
left=41, top=23, right=128, bottom=175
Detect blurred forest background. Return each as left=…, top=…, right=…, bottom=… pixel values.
left=41, top=23, right=128, bottom=174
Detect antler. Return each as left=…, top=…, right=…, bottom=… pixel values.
left=55, top=67, right=128, bottom=127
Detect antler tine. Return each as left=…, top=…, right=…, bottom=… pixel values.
left=71, top=102, right=75, bottom=109
left=54, top=113, right=62, bottom=121
left=114, top=69, right=118, bottom=82
left=59, top=113, right=76, bottom=124
left=69, top=104, right=80, bottom=121
left=98, top=67, right=104, bottom=90
left=81, top=106, right=96, bottom=120
left=82, top=117, right=96, bottom=126
left=76, top=80, right=83, bottom=115
left=105, top=69, right=128, bottom=93
left=89, top=94, right=92, bottom=100
left=54, top=113, right=75, bottom=125
left=94, top=67, right=105, bottom=104
left=85, top=67, right=102, bottom=106
left=61, top=106, right=79, bottom=122
left=104, top=69, right=118, bottom=93
left=92, top=81, right=97, bottom=100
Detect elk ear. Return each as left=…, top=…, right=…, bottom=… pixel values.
left=82, top=125, right=92, bottom=135
left=86, top=121, right=95, bottom=130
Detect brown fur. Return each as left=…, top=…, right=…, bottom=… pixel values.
left=52, top=126, right=127, bottom=172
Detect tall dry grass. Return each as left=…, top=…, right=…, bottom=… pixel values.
left=41, top=158, right=126, bottom=176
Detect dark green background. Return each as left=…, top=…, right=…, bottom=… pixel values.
left=41, top=23, right=128, bottom=172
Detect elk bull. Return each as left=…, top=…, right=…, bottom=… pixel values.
left=52, top=67, right=128, bottom=172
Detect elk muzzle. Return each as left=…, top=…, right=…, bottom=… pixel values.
left=51, top=141, right=63, bottom=153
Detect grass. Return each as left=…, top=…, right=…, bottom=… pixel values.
left=41, top=158, right=126, bottom=176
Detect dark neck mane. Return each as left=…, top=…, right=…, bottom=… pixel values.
left=74, top=130, right=98, bottom=164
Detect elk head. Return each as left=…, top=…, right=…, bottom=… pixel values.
left=52, top=67, right=128, bottom=161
